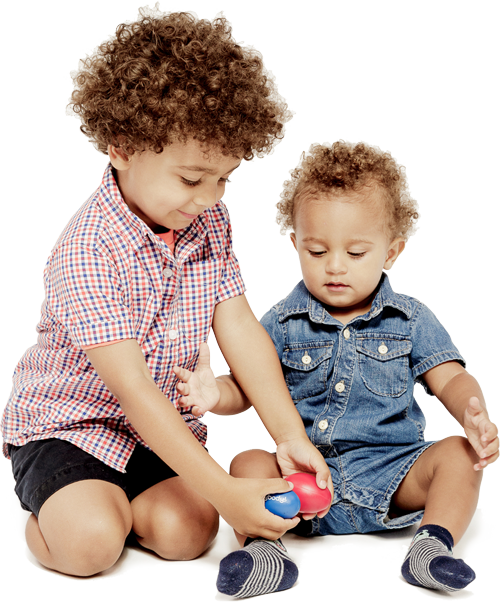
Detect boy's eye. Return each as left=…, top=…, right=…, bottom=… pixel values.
left=308, top=250, right=326, bottom=257
left=348, top=251, right=366, bottom=258
left=181, top=177, right=200, bottom=187
left=219, top=177, right=231, bottom=184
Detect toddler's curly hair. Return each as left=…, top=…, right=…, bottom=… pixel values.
left=277, top=141, right=419, bottom=240
left=69, top=7, right=291, bottom=159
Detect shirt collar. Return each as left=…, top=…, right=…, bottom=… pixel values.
left=278, top=273, right=412, bottom=325
left=96, top=164, right=216, bottom=258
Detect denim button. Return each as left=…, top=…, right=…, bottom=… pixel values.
left=343, top=329, right=350, bottom=339
left=335, top=381, right=345, bottom=393
left=301, top=352, right=311, bottom=365
left=378, top=344, right=388, bottom=355
left=319, top=419, right=328, bottom=430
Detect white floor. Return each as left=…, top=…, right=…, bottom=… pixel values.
left=1, top=426, right=497, bottom=602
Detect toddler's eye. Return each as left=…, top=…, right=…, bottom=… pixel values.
left=348, top=251, right=366, bottom=258
left=181, top=177, right=200, bottom=187
left=219, top=177, right=231, bottom=184
left=308, top=250, right=325, bottom=257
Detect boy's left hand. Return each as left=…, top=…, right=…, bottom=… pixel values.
left=463, top=396, right=499, bottom=470
left=173, top=343, right=220, bottom=416
left=276, top=435, right=333, bottom=519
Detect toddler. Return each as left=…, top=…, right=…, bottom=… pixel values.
left=1, top=9, right=332, bottom=577
left=176, top=141, right=498, bottom=597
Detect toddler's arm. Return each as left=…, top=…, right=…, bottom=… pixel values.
left=174, top=342, right=251, bottom=417
left=423, top=361, right=499, bottom=469
left=85, top=339, right=301, bottom=539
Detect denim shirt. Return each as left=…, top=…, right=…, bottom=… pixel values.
left=261, top=274, right=465, bottom=453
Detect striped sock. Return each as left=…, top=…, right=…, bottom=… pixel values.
left=216, top=538, right=298, bottom=598
left=402, top=524, right=475, bottom=591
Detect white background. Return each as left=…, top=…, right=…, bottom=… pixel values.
left=0, top=1, right=498, bottom=600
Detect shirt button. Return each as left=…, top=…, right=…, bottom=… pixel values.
left=335, top=381, right=345, bottom=393
left=301, top=352, right=311, bottom=365
left=168, top=329, right=178, bottom=340
left=318, top=419, right=328, bottom=431
left=378, top=344, right=388, bottom=355
left=343, top=328, right=350, bottom=339
left=163, top=268, right=173, bottom=278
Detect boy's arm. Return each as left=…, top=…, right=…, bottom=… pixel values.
left=85, top=339, right=300, bottom=539
left=212, top=293, right=333, bottom=496
left=423, top=361, right=499, bottom=469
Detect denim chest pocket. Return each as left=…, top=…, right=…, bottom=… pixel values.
left=282, top=343, right=333, bottom=401
left=356, top=335, right=412, bottom=397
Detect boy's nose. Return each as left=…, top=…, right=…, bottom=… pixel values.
left=193, top=185, right=218, bottom=209
left=326, top=254, right=347, bottom=275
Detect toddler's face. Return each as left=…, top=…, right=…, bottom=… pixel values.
left=291, top=187, right=404, bottom=323
left=110, top=139, right=241, bottom=231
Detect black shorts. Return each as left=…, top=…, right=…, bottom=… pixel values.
left=8, top=438, right=178, bottom=517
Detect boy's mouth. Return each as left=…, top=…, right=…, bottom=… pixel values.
left=326, top=282, right=348, bottom=291
left=178, top=209, right=198, bottom=219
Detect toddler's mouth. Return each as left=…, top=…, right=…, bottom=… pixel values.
left=326, top=282, right=348, bottom=290
left=178, top=209, right=198, bottom=219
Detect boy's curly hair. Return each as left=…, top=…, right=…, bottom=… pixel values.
left=69, top=7, right=291, bottom=159
left=277, top=141, right=419, bottom=240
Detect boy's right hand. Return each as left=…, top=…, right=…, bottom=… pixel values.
left=215, top=477, right=300, bottom=540
left=174, top=343, right=220, bottom=416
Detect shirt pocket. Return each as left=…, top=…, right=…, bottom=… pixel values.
left=282, top=342, right=333, bottom=401
left=179, top=257, right=224, bottom=343
left=356, top=335, right=412, bottom=397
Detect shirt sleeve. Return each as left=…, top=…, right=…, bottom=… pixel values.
left=215, top=210, right=245, bottom=304
left=45, top=242, right=135, bottom=348
left=410, top=302, right=465, bottom=395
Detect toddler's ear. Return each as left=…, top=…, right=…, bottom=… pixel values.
left=108, top=144, right=133, bottom=171
left=290, top=232, right=298, bottom=251
left=384, top=238, right=405, bottom=270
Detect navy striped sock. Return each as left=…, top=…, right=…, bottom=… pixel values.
left=402, top=524, right=475, bottom=591
left=216, top=538, right=298, bottom=598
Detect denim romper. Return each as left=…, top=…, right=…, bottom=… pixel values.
left=261, top=274, right=465, bottom=535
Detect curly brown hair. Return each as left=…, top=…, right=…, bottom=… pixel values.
left=277, top=141, right=419, bottom=240
left=69, top=7, right=291, bottom=159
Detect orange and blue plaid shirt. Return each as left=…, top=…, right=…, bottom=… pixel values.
left=2, top=164, right=245, bottom=472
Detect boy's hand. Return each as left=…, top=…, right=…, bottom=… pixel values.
left=173, top=343, right=220, bottom=416
left=215, top=477, right=300, bottom=540
left=276, top=435, right=333, bottom=519
left=463, top=396, right=499, bottom=470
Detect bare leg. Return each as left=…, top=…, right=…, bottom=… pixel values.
left=391, top=436, right=482, bottom=543
left=131, top=476, right=219, bottom=560
left=26, top=480, right=133, bottom=576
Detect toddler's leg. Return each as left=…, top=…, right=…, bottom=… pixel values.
left=130, top=476, right=219, bottom=560
left=216, top=450, right=299, bottom=598
left=392, top=436, right=481, bottom=591
left=26, top=479, right=133, bottom=576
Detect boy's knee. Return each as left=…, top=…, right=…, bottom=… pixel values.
left=230, top=449, right=277, bottom=478
left=436, top=436, right=482, bottom=480
left=149, top=503, right=219, bottom=561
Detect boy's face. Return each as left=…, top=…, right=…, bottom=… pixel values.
left=291, top=187, right=404, bottom=322
left=109, top=140, right=242, bottom=231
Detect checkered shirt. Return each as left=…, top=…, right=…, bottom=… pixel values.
left=2, top=164, right=245, bottom=472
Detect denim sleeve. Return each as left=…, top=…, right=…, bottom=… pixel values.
left=410, top=302, right=465, bottom=395
left=260, top=307, right=285, bottom=361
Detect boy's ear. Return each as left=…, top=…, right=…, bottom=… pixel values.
left=384, top=238, right=405, bottom=270
left=108, top=145, right=133, bottom=171
left=290, top=232, right=298, bottom=251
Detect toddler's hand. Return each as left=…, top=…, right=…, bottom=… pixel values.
left=173, top=343, right=220, bottom=416
left=463, top=396, right=499, bottom=470
left=276, top=435, right=333, bottom=519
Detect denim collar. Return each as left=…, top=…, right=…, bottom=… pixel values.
left=278, top=273, right=412, bottom=325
